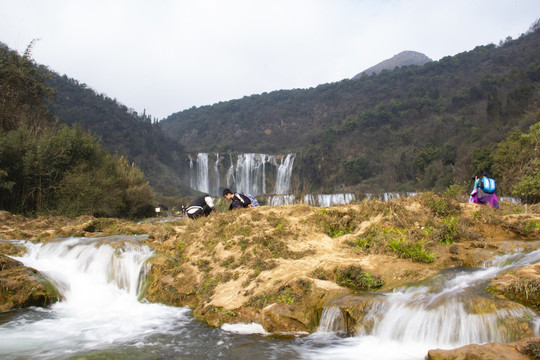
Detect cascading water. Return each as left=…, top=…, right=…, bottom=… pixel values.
left=188, top=154, right=194, bottom=189
left=187, top=154, right=428, bottom=206
left=274, top=154, right=295, bottom=195
left=1, top=236, right=538, bottom=360
left=0, top=236, right=191, bottom=360
left=196, top=152, right=210, bottom=193
left=308, top=249, right=540, bottom=360
left=214, top=153, right=220, bottom=193
left=187, top=153, right=295, bottom=196
left=235, top=153, right=268, bottom=196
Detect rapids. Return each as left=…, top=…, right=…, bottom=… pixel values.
left=0, top=236, right=538, bottom=360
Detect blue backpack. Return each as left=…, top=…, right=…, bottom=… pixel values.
left=239, top=192, right=260, bottom=207
left=480, top=177, right=496, bottom=194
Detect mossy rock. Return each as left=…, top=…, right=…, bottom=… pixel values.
left=0, top=254, right=61, bottom=312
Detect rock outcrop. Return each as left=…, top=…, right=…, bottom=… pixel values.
left=489, top=263, right=540, bottom=311
left=0, top=254, right=61, bottom=312
left=352, top=50, right=432, bottom=78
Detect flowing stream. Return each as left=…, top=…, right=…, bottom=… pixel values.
left=0, top=237, right=538, bottom=360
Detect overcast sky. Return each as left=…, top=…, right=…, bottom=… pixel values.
left=1, top=0, right=539, bottom=119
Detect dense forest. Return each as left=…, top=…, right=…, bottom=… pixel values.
left=161, top=20, right=540, bottom=196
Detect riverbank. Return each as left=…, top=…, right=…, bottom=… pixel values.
left=1, top=194, right=539, bottom=358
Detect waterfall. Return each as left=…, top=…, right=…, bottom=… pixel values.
left=188, top=155, right=194, bottom=189
left=235, top=153, right=268, bottom=196
left=0, top=236, right=191, bottom=360
left=213, top=153, right=220, bottom=196
left=187, top=153, right=295, bottom=196
left=315, top=249, right=540, bottom=355
left=226, top=154, right=235, bottom=188
left=318, top=307, right=346, bottom=335
left=196, top=153, right=209, bottom=193
left=17, top=236, right=154, bottom=298
left=365, top=192, right=418, bottom=201
left=267, top=194, right=296, bottom=206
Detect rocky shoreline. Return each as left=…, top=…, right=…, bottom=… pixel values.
left=1, top=194, right=539, bottom=359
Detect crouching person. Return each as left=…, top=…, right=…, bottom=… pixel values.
left=186, top=195, right=217, bottom=219
left=222, top=188, right=258, bottom=210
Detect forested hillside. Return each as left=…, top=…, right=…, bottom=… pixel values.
left=0, top=44, right=156, bottom=217
left=45, top=73, right=195, bottom=198
left=161, top=21, right=540, bottom=194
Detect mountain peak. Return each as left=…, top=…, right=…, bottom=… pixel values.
left=352, top=50, right=432, bottom=78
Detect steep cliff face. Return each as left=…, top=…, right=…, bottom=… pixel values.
left=352, top=50, right=432, bottom=78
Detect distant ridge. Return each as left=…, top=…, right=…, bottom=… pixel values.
left=352, top=50, right=432, bottom=78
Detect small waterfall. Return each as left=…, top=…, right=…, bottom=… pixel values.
left=267, top=194, right=296, bottom=206
left=0, top=236, right=191, bottom=360
left=318, top=307, right=346, bottom=335
left=317, top=193, right=356, bottom=207
left=316, top=249, right=540, bottom=350
left=19, top=236, right=153, bottom=299
left=365, top=192, right=418, bottom=201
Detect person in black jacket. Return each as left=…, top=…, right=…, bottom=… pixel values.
left=222, top=188, right=251, bottom=210
left=186, top=195, right=217, bottom=219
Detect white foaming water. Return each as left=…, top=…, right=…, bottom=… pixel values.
left=197, top=152, right=210, bottom=193
left=313, top=193, right=356, bottom=207
left=221, top=322, right=268, bottom=335
left=318, top=307, right=346, bottom=335
left=0, top=236, right=191, bottom=360
left=275, top=154, right=295, bottom=195
left=305, top=249, right=540, bottom=360
left=267, top=194, right=296, bottom=206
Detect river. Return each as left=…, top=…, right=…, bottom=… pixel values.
left=0, top=236, right=538, bottom=360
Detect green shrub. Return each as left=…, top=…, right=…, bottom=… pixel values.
left=423, top=193, right=461, bottom=217
left=388, top=236, right=434, bottom=263
left=335, top=265, right=384, bottom=290
left=435, top=216, right=460, bottom=244
left=310, top=267, right=329, bottom=280
left=315, top=208, right=358, bottom=238
left=443, top=181, right=468, bottom=201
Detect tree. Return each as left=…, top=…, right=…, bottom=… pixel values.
left=0, top=40, right=55, bottom=131
left=492, top=121, right=540, bottom=202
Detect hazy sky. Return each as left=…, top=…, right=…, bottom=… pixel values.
left=1, top=0, right=539, bottom=119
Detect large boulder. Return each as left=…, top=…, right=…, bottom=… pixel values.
left=0, top=254, right=61, bottom=312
